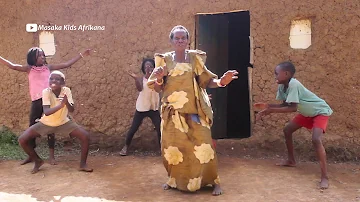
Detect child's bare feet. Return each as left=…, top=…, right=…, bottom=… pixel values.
left=212, top=184, right=223, bottom=196
left=31, top=159, right=44, bottom=174
left=49, top=158, right=57, bottom=165
left=20, top=156, right=32, bottom=165
left=320, top=177, right=329, bottom=189
left=162, top=184, right=171, bottom=190
left=276, top=159, right=296, bottom=167
left=78, top=165, right=93, bottom=172
left=119, top=146, right=128, bottom=156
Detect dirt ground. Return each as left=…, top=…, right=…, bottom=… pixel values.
left=0, top=153, right=359, bottom=202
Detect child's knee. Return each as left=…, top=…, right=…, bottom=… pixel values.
left=311, top=136, right=322, bottom=145
left=18, top=136, right=24, bottom=145
left=18, top=135, right=28, bottom=145
left=81, top=131, right=90, bottom=142
left=283, top=127, right=292, bottom=136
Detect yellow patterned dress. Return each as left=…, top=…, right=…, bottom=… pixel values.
left=147, top=50, right=220, bottom=192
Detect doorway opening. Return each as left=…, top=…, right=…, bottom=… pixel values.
left=195, top=10, right=252, bottom=139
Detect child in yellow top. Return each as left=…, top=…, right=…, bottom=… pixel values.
left=18, top=71, right=93, bottom=174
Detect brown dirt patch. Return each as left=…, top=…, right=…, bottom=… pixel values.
left=0, top=154, right=359, bottom=202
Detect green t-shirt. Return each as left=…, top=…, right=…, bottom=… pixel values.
left=276, top=78, right=333, bottom=117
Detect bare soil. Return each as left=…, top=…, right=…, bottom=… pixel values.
left=0, top=153, right=359, bottom=202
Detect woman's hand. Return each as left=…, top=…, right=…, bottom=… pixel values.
left=220, top=70, right=238, bottom=86
left=153, top=66, right=166, bottom=80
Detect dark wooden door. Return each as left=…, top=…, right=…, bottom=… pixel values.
left=195, top=11, right=251, bottom=139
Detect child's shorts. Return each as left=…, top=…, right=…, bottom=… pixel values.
left=292, top=114, right=330, bottom=133
left=30, top=120, right=79, bottom=136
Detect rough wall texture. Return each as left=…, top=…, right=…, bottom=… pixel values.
left=0, top=0, right=359, bottom=159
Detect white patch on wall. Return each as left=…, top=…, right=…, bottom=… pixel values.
left=39, top=31, right=56, bottom=56
left=289, top=19, right=311, bottom=49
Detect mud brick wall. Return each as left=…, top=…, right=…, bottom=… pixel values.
left=0, top=0, right=359, bottom=158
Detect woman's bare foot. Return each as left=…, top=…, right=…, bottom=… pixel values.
left=212, top=184, right=223, bottom=196
left=78, top=165, right=93, bottom=172
left=31, top=159, right=44, bottom=174
left=276, top=159, right=296, bottom=167
left=320, top=177, right=329, bottom=189
left=49, top=158, right=57, bottom=165
left=120, top=146, right=128, bottom=156
left=20, top=156, right=32, bottom=165
left=162, top=184, right=171, bottom=190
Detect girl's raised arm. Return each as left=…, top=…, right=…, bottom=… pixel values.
left=48, top=49, right=91, bottom=70
left=0, top=56, right=29, bottom=72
